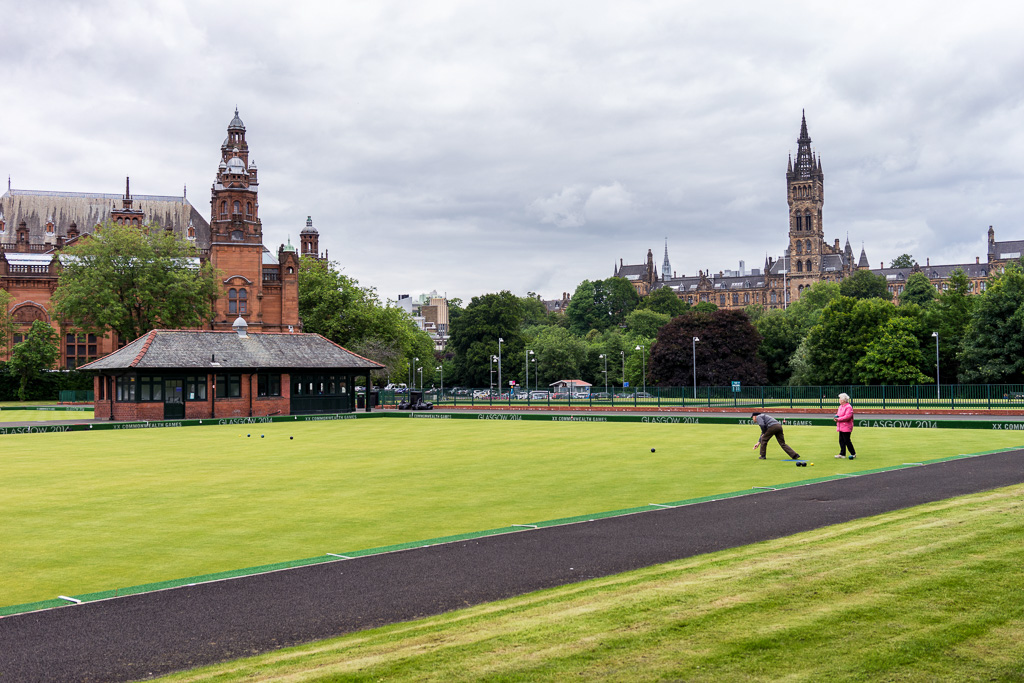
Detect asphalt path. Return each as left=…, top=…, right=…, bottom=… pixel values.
left=2, top=448, right=1024, bottom=682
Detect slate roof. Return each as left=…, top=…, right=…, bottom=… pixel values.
left=870, top=262, right=991, bottom=281
left=992, top=239, right=1024, bottom=260
left=79, top=330, right=384, bottom=372
left=0, top=189, right=211, bottom=250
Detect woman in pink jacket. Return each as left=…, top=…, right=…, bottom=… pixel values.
left=834, top=392, right=856, bottom=459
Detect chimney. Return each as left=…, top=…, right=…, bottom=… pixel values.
left=927, top=257, right=930, bottom=266
left=976, top=256, right=980, bottom=264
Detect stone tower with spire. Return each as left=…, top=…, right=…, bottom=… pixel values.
left=208, top=109, right=299, bottom=332
left=661, top=238, right=672, bottom=280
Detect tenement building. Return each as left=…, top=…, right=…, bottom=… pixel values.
left=0, top=110, right=301, bottom=367
left=615, top=112, right=1019, bottom=310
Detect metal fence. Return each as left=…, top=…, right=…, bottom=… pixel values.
left=377, top=384, right=1024, bottom=411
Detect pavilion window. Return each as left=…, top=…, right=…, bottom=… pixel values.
left=186, top=376, right=208, bottom=401
left=257, top=373, right=281, bottom=397
left=139, top=376, right=164, bottom=402
left=215, top=373, right=242, bottom=398
left=116, top=376, right=137, bottom=402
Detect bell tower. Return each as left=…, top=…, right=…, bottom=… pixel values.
left=786, top=111, right=824, bottom=286
left=209, top=109, right=264, bottom=330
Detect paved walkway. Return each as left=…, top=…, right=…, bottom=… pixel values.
left=2, top=448, right=1023, bottom=682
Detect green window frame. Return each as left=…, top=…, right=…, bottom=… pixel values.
left=186, top=376, right=207, bottom=401
left=257, top=373, right=281, bottom=397
left=215, top=373, right=242, bottom=398
left=139, top=376, right=164, bottom=402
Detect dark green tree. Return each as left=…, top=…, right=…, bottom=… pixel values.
left=650, top=310, right=766, bottom=387
left=958, top=264, right=1024, bottom=383
left=448, top=291, right=524, bottom=387
left=693, top=301, right=718, bottom=313
left=839, top=269, right=892, bottom=301
left=899, top=272, right=937, bottom=307
left=854, top=316, right=932, bottom=384
left=800, top=296, right=897, bottom=384
left=565, top=277, right=640, bottom=335
left=8, top=320, right=59, bottom=401
left=638, top=286, right=689, bottom=317
left=624, top=309, right=671, bottom=339
left=890, top=254, right=915, bottom=269
left=755, top=311, right=802, bottom=385
left=530, top=325, right=587, bottom=387
left=926, top=268, right=974, bottom=383
left=51, top=221, right=220, bottom=344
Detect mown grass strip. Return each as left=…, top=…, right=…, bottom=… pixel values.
left=156, top=485, right=1024, bottom=682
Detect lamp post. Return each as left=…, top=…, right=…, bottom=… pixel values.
left=525, top=349, right=533, bottom=398
left=635, top=344, right=646, bottom=394
left=498, top=337, right=504, bottom=396
left=620, top=350, right=625, bottom=390
left=489, top=355, right=496, bottom=394
left=417, top=366, right=422, bottom=391
left=932, top=331, right=940, bottom=400
left=531, top=357, right=537, bottom=390
left=412, top=356, right=419, bottom=391
left=599, top=353, right=608, bottom=395
left=692, top=337, right=700, bottom=398
left=436, top=365, right=443, bottom=400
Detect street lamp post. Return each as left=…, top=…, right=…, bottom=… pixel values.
left=620, top=350, right=625, bottom=391
left=599, top=353, right=608, bottom=395
left=932, top=331, right=940, bottom=400
left=635, top=344, right=646, bottom=395
left=436, top=365, right=443, bottom=401
left=417, top=367, right=422, bottom=391
left=525, top=349, right=533, bottom=398
left=531, top=357, right=537, bottom=390
left=489, top=355, right=496, bottom=394
left=498, top=337, right=504, bottom=397
left=412, top=356, right=419, bottom=390
left=692, top=337, right=700, bottom=399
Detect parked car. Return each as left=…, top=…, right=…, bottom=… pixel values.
left=635, top=392, right=653, bottom=398
left=590, top=392, right=611, bottom=399
left=571, top=392, right=590, bottom=399
left=473, top=389, right=494, bottom=398
left=529, top=391, right=550, bottom=400
left=552, top=392, right=570, bottom=400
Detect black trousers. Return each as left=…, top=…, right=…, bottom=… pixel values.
left=839, top=431, right=856, bottom=456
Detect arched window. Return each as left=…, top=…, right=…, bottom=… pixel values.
left=228, top=288, right=237, bottom=314
left=804, top=212, right=812, bottom=230
left=744, top=293, right=749, bottom=304
left=795, top=241, right=803, bottom=255
left=770, top=291, right=777, bottom=304
left=805, top=239, right=811, bottom=252
left=132, top=218, right=139, bottom=225
left=805, top=259, right=812, bottom=272
left=795, top=215, right=802, bottom=231
left=732, top=293, right=739, bottom=305
left=796, top=260, right=803, bottom=272
left=246, top=202, right=253, bottom=217
left=233, top=200, right=241, bottom=215
left=220, top=201, right=227, bottom=217
left=238, top=288, right=247, bottom=314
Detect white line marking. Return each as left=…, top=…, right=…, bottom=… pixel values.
left=512, top=524, right=539, bottom=528
left=649, top=503, right=675, bottom=508
left=58, top=596, right=82, bottom=604
left=752, top=486, right=777, bottom=491
left=326, top=553, right=352, bottom=559
left=903, top=462, right=924, bottom=465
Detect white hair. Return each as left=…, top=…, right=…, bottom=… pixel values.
left=838, top=393, right=850, bottom=403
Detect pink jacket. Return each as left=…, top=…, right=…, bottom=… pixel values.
left=836, top=402, right=854, bottom=433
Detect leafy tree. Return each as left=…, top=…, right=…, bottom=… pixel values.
left=8, top=320, right=59, bottom=400
left=755, top=310, right=802, bottom=386
left=624, top=309, right=670, bottom=339
left=530, top=325, right=587, bottom=387
left=0, top=290, right=13, bottom=346
left=693, top=301, right=719, bottom=313
left=899, top=272, right=937, bottom=307
left=298, top=258, right=432, bottom=385
left=800, top=296, right=897, bottom=384
left=52, top=221, right=220, bottom=344
left=624, top=335, right=655, bottom=389
left=520, top=294, right=551, bottom=326
left=650, top=310, right=766, bottom=387
left=890, top=254, right=915, bottom=269
left=958, top=264, right=1024, bottom=383
left=839, top=269, right=891, bottom=301
left=448, top=291, right=524, bottom=387
left=926, top=268, right=974, bottom=383
left=854, top=316, right=932, bottom=384
left=639, top=287, right=689, bottom=317
left=565, top=277, right=640, bottom=335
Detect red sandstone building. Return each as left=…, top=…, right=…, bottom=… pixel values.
left=81, top=321, right=382, bottom=420
left=0, top=109, right=309, bottom=366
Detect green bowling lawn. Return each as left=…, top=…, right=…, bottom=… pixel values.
left=2, top=418, right=1022, bottom=609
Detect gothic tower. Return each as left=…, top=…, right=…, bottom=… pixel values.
left=785, top=111, right=825, bottom=298
left=209, top=109, right=264, bottom=329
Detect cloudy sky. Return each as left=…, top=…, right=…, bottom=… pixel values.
left=4, top=0, right=1023, bottom=303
